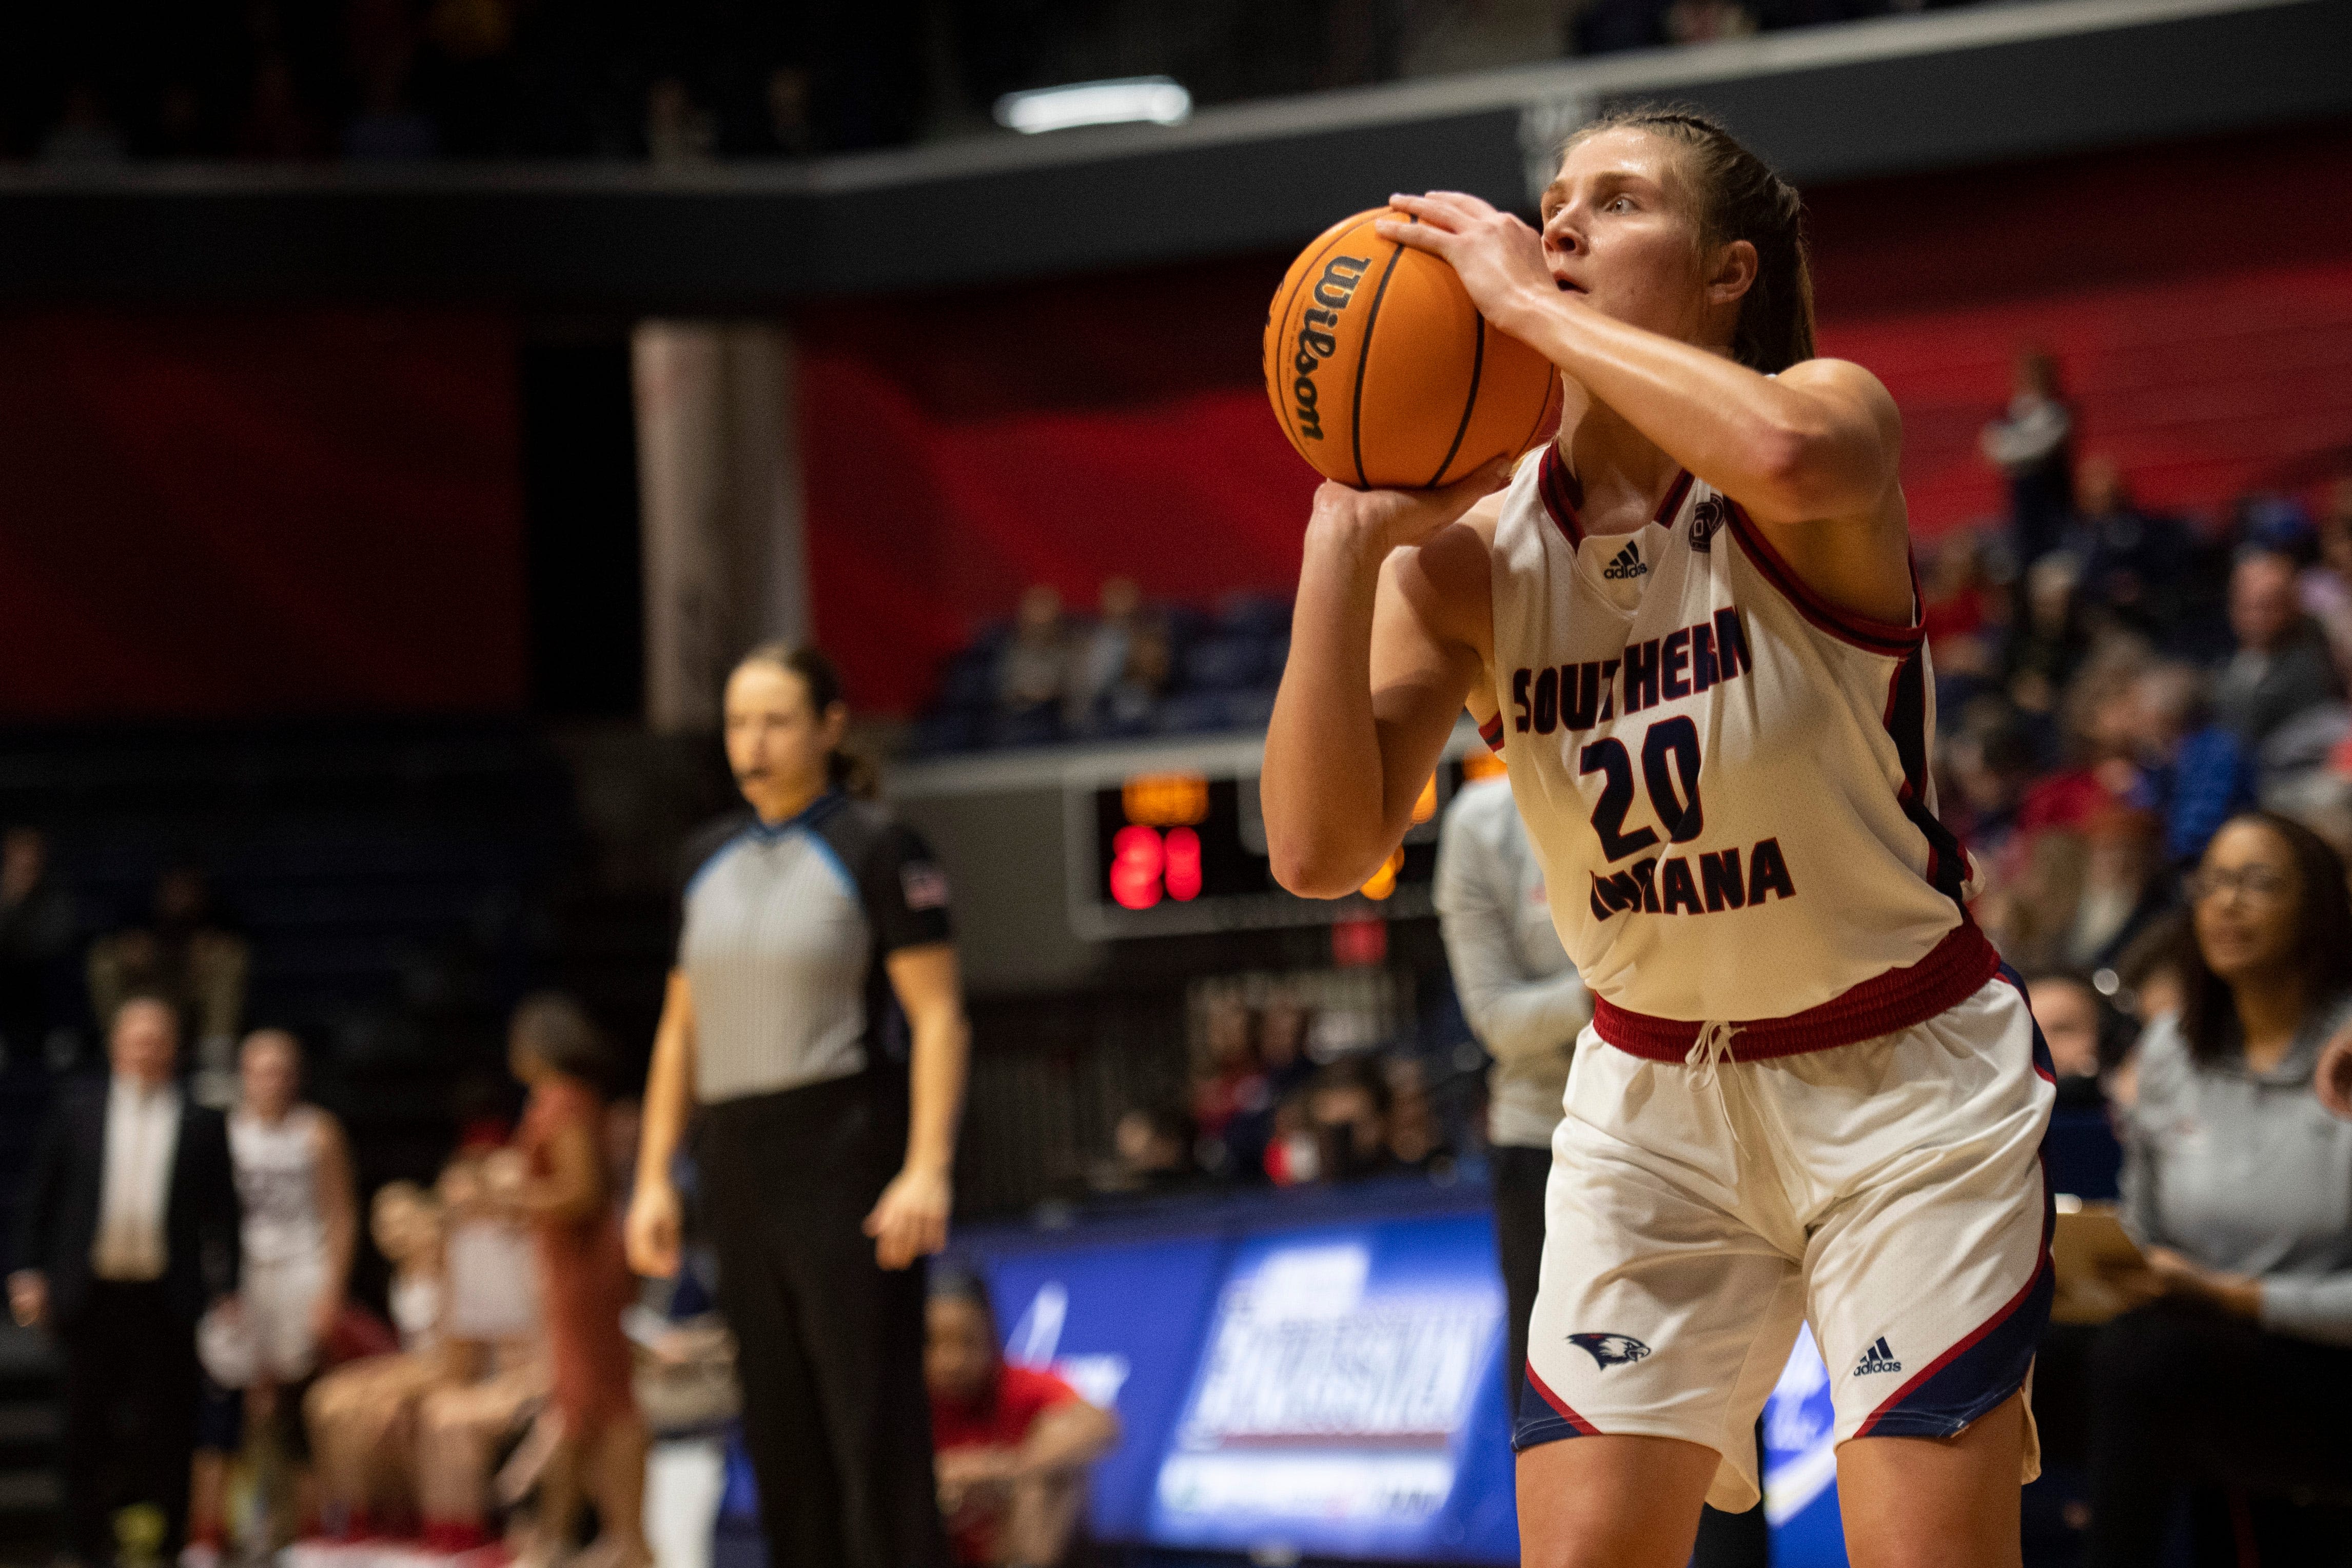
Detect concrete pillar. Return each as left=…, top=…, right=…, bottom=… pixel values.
left=631, top=321, right=809, bottom=733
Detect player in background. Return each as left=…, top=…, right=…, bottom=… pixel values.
left=1263, top=107, right=2052, bottom=1567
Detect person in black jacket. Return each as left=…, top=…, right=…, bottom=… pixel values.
left=9, top=994, right=240, bottom=1565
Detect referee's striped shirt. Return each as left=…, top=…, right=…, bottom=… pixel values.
left=676, top=791, right=953, bottom=1104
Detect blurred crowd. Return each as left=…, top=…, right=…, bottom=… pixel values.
left=1933, top=351, right=2352, bottom=1003
left=1, top=846, right=250, bottom=1097
left=917, top=580, right=1293, bottom=754
left=1088, top=988, right=1465, bottom=1201
left=10, top=0, right=2012, bottom=166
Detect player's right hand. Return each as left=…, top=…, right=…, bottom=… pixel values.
left=2318, top=1030, right=2352, bottom=1120
left=625, top=1181, right=683, bottom=1279
left=1309, top=457, right=1513, bottom=555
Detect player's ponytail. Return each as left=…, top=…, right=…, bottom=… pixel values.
left=1561, top=106, right=1816, bottom=374
left=734, top=640, right=880, bottom=800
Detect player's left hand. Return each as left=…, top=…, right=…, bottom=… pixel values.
left=865, top=1164, right=952, bottom=1270
left=1378, top=193, right=1557, bottom=331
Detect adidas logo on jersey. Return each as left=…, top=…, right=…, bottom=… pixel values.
left=1853, top=1337, right=1904, bottom=1376
left=1601, top=542, right=1649, bottom=580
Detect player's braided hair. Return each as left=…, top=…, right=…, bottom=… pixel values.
left=1560, top=106, right=1816, bottom=375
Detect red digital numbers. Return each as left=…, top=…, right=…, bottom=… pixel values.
left=1165, top=827, right=1202, bottom=901
left=1109, top=824, right=1203, bottom=909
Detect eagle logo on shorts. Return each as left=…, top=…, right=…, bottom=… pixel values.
left=1567, top=1332, right=1652, bottom=1369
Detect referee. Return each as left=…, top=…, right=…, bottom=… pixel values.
left=626, top=643, right=969, bottom=1568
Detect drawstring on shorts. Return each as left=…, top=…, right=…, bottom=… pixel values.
left=1684, top=1020, right=1749, bottom=1157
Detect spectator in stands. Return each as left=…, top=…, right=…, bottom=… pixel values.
left=646, top=76, right=717, bottom=164
left=10, top=996, right=241, bottom=1566
left=306, top=1181, right=447, bottom=1536
left=2298, top=475, right=2352, bottom=675
left=1941, top=702, right=2037, bottom=865
left=1919, top=529, right=1999, bottom=687
left=1091, top=1105, right=1197, bottom=1195
left=88, top=865, right=250, bottom=1106
left=1063, top=576, right=1149, bottom=730
left=925, top=1264, right=1119, bottom=1568
left=506, top=995, right=649, bottom=1568
left=2086, top=811, right=2352, bottom=1566
left=2068, top=456, right=2192, bottom=640
left=39, top=82, right=129, bottom=163
left=1224, top=996, right=1316, bottom=1179
left=1979, top=348, right=2076, bottom=571
left=186, top=1030, right=358, bottom=1568
left=995, top=586, right=1070, bottom=733
left=2001, top=552, right=2092, bottom=716
left=0, top=826, right=76, bottom=1073
left=1302, top=1057, right=1398, bottom=1183
left=2213, top=549, right=2341, bottom=750
left=1189, top=993, right=1260, bottom=1149
left=2108, top=662, right=2257, bottom=867
left=2024, top=973, right=2107, bottom=1107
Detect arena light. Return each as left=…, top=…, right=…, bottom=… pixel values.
left=994, top=76, right=1191, bottom=134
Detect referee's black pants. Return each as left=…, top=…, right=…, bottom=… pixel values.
left=1493, top=1143, right=1770, bottom=1567
left=701, top=1077, right=948, bottom=1568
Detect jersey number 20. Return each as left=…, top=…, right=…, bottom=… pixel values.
left=1579, top=716, right=1704, bottom=861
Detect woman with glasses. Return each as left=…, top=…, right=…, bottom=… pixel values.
left=2087, top=810, right=2352, bottom=1565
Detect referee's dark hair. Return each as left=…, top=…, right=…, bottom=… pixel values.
left=734, top=641, right=879, bottom=799
left=510, top=991, right=616, bottom=1092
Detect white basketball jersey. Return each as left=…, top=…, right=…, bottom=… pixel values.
left=230, top=1105, right=326, bottom=1264
left=1482, top=444, right=1981, bottom=1031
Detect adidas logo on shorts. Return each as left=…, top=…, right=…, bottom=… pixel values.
left=1852, top=1336, right=1904, bottom=1376
left=1601, top=542, right=1649, bottom=580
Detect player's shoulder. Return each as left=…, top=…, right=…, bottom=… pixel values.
left=1778, top=356, right=1902, bottom=432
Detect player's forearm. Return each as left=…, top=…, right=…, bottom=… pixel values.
left=1266, top=518, right=1404, bottom=896
left=1492, top=290, right=1883, bottom=520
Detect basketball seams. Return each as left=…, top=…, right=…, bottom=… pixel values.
left=1267, top=209, right=1551, bottom=488
left=1268, top=216, right=1377, bottom=459
left=1428, top=313, right=1486, bottom=487
left=1348, top=220, right=1412, bottom=489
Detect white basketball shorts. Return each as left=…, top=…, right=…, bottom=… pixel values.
left=1515, top=967, right=2054, bottom=1513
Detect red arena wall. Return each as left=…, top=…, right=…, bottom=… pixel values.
left=800, top=122, right=2352, bottom=712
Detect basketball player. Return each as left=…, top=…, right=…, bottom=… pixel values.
left=1262, top=109, right=2053, bottom=1567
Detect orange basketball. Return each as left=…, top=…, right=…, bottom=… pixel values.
left=1264, top=207, right=1562, bottom=489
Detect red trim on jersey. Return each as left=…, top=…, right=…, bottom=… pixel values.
left=1593, top=922, right=2000, bottom=1061
left=1726, top=500, right=1922, bottom=656
left=1479, top=713, right=1506, bottom=753
left=1524, top=1364, right=1600, bottom=1436
left=1537, top=443, right=1585, bottom=545
left=1654, top=469, right=1696, bottom=528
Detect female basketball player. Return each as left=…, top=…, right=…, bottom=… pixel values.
left=1262, top=109, right=2052, bottom=1568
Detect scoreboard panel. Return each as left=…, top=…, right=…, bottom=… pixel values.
left=1065, top=746, right=1501, bottom=939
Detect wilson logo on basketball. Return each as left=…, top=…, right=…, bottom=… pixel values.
left=1289, top=254, right=1370, bottom=441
